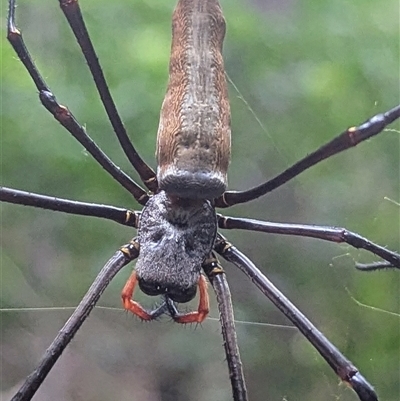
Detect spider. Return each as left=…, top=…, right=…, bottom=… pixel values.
left=1, top=0, right=398, bottom=400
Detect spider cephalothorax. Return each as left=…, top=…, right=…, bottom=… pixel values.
left=136, top=191, right=217, bottom=303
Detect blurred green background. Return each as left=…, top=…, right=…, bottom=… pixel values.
left=1, top=0, right=399, bottom=400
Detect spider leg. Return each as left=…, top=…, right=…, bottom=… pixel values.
left=214, top=234, right=379, bottom=401
left=218, top=214, right=400, bottom=269
left=58, top=0, right=157, bottom=192
left=160, top=255, right=248, bottom=401
left=7, top=0, right=148, bottom=205
left=215, top=105, right=400, bottom=207
left=204, top=255, right=248, bottom=401
left=0, top=186, right=140, bottom=227
left=10, top=239, right=140, bottom=401
left=355, top=261, right=395, bottom=271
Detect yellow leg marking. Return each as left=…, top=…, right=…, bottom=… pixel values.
left=144, top=176, right=157, bottom=184
left=210, top=266, right=224, bottom=275
left=120, top=239, right=140, bottom=258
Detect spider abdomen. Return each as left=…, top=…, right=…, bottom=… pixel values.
left=156, top=0, right=231, bottom=200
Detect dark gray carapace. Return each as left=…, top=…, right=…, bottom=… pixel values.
left=136, top=191, right=217, bottom=303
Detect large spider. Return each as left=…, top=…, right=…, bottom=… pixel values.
left=2, top=0, right=398, bottom=400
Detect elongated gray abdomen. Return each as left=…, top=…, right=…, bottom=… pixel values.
left=156, top=0, right=231, bottom=199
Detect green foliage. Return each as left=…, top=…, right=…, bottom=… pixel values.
left=1, top=1, right=399, bottom=400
